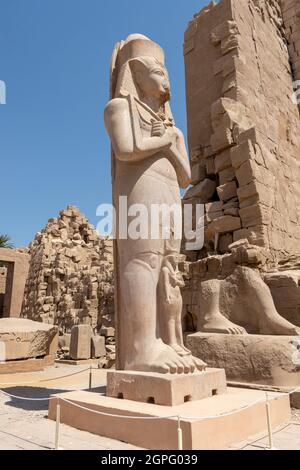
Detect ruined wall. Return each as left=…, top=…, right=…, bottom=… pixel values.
left=184, top=0, right=300, bottom=261
left=282, top=0, right=300, bottom=83
left=22, top=206, right=114, bottom=334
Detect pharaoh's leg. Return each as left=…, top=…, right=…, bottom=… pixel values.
left=240, top=267, right=300, bottom=336
left=198, top=279, right=247, bottom=334
left=119, top=255, right=195, bottom=374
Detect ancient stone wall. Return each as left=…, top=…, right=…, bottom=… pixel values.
left=0, top=266, right=7, bottom=294
left=180, top=240, right=300, bottom=330
left=184, top=0, right=300, bottom=261
left=282, top=0, right=300, bottom=84
left=22, top=206, right=114, bottom=334
left=0, top=248, right=30, bottom=318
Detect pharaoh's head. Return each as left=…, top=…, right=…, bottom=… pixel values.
left=110, top=34, right=174, bottom=122
left=130, top=57, right=171, bottom=105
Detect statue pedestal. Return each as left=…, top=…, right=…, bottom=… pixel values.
left=106, top=369, right=227, bottom=406
left=187, top=333, right=300, bottom=387
left=48, top=386, right=291, bottom=449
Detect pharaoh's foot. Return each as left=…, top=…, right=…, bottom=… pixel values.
left=170, top=343, right=191, bottom=357
left=259, top=314, right=300, bottom=336
left=125, top=340, right=205, bottom=374
left=200, top=313, right=247, bottom=335
left=188, top=355, right=207, bottom=372
left=178, top=343, right=193, bottom=355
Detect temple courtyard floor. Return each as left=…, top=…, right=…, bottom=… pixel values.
left=0, top=364, right=299, bottom=450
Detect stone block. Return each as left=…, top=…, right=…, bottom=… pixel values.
left=0, top=318, right=58, bottom=361
left=100, top=326, right=115, bottom=337
left=217, top=181, right=237, bottom=202
left=69, top=325, right=92, bottom=360
left=184, top=179, right=216, bottom=202
left=106, top=369, right=227, bottom=406
left=239, top=204, right=270, bottom=228
left=191, top=163, right=207, bottom=185
left=219, top=167, right=235, bottom=184
left=91, top=335, right=106, bottom=358
left=209, top=216, right=241, bottom=234
left=48, top=388, right=291, bottom=450
left=235, top=160, right=255, bottom=187
left=211, top=128, right=233, bottom=153
left=215, top=149, right=232, bottom=172
left=187, top=333, right=300, bottom=387
left=230, top=140, right=254, bottom=169
left=206, top=201, right=223, bottom=213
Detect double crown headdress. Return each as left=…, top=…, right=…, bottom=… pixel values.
left=110, top=34, right=174, bottom=122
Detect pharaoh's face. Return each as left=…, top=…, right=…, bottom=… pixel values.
left=135, top=61, right=171, bottom=103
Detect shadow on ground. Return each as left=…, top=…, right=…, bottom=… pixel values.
left=0, top=385, right=106, bottom=411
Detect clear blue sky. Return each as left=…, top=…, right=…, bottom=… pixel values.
left=0, top=0, right=207, bottom=247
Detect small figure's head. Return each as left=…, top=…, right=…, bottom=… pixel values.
left=130, top=57, right=171, bottom=104
left=163, top=253, right=179, bottom=272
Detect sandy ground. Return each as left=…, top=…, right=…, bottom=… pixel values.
left=0, top=364, right=299, bottom=450
left=0, top=364, right=140, bottom=450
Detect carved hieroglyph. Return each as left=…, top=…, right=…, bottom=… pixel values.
left=104, top=34, right=206, bottom=374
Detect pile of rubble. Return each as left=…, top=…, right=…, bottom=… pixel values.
left=22, top=206, right=115, bottom=365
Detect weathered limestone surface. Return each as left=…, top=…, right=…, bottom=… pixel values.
left=0, top=318, right=58, bottom=361
left=181, top=239, right=300, bottom=332
left=22, top=206, right=114, bottom=334
left=264, top=256, right=300, bottom=327
left=48, top=388, right=291, bottom=450
left=106, top=369, right=227, bottom=406
left=184, top=0, right=300, bottom=261
left=68, top=324, right=106, bottom=360
left=69, top=325, right=92, bottom=360
left=105, top=34, right=206, bottom=374
left=187, top=332, right=300, bottom=387
left=281, top=0, right=300, bottom=88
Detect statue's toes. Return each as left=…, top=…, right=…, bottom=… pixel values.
left=167, top=361, right=178, bottom=374
left=193, top=357, right=207, bottom=371
left=175, top=360, right=184, bottom=374
left=179, top=357, right=191, bottom=374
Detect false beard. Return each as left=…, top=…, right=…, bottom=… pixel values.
left=161, top=89, right=171, bottom=104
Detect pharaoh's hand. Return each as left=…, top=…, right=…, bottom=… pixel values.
left=166, top=127, right=178, bottom=148
left=151, top=120, right=166, bottom=137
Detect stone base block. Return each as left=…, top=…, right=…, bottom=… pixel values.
left=106, top=369, right=227, bottom=406
left=55, top=358, right=101, bottom=366
left=187, top=333, right=300, bottom=387
left=48, top=388, right=291, bottom=450
left=0, top=355, right=54, bottom=374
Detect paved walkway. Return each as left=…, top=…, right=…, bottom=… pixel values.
left=0, top=365, right=141, bottom=450
left=233, top=410, right=300, bottom=450
left=0, top=364, right=299, bottom=450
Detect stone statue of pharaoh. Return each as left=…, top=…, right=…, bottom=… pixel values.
left=105, top=34, right=206, bottom=374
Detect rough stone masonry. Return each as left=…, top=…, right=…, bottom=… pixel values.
left=181, top=0, right=300, bottom=331
left=22, top=206, right=114, bottom=336
left=184, top=0, right=300, bottom=261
